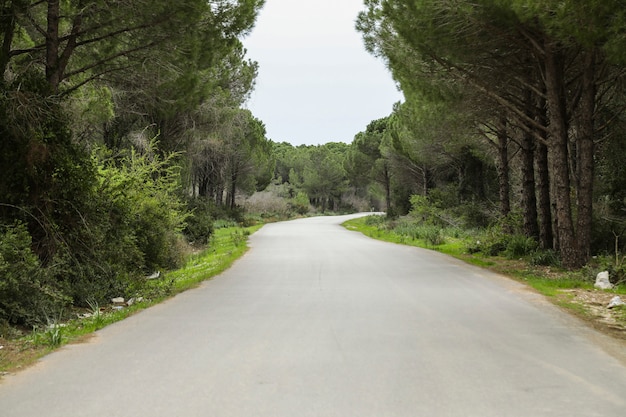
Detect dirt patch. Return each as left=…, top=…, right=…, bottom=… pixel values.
left=0, top=337, right=45, bottom=377
left=556, top=289, right=626, bottom=339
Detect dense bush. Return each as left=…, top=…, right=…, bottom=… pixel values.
left=504, top=235, right=539, bottom=259
left=243, top=190, right=290, bottom=217
left=289, top=192, right=311, bottom=215
left=530, top=250, right=561, bottom=267
left=0, top=142, right=189, bottom=317
left=408, top=194, right=494, bottom=229
left=0, top=223, right=70, bottom=326
left=91, top=147, right=187, bottom=273
left=184, top=198, right=216, bottom=245
left=409, top=195, right=447, bottom=226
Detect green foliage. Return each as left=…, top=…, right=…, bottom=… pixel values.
left=213, top=219, right=238, bottom=229
left=271, top=143, right=350, bottom=213
left=364, top=214, right=387, bottom=227
left=289, top=192, right=311, bottom=215
left=423, top=226, right=446, bottom=246
left=530, top=250, right=561, bottom=267
left=183, top=199, right=215, bottom=245
left=0, top=142, right=189, bottom=309
left=0, top=0, right=270, bottom=334
left=0, top=223, right=71, bottom=326
left=409, top=195, right=443, bottom=225
left=94, top=145, right=187, bottom=271
left=470, top=225, right=509, bottom=256
left=31, top=324, right=66, bottom=348
left=504, top=235, right=538, bottom=259
left=230, top=230, right=250, bottom=248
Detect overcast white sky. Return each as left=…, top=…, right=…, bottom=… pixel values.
left=243, top=0, right=403, bottom=146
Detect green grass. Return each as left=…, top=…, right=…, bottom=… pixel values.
left=1, top=224, right=262, bottom=375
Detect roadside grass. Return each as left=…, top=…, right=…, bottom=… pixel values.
left=0, top=224, right=262, bottom=376
left=343, top=216, right=625, bottom=331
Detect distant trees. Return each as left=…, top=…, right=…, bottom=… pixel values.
left=189, top=108, right=272, bottom=209
left=346, top=118, right=392, bottom=213
left=272, top=142, right=350, bottom=212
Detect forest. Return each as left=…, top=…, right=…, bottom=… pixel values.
left=2, top=0, right=626, bottom=327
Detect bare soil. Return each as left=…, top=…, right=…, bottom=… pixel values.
left=556, top=288, right=626, bottom=339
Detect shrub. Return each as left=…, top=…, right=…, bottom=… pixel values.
left=409, top=195, right=442, bottom=225
left=505, top=235, right=539, bottom=259
left=471, top=225, right=508, bottom=256
left=424, top=226, right=446, bottom=246
left=530, top=250, right=561, bottom=267
left=0, top=223, right=70, bottom=326
left=45, top=145, right=188, bottom=306
left=456, top=202, right=493, bottom=229
left=365, top=214, right=386, bottom=227
left=95, top=146, right=187, bottom=272
left=243, top=190, right=289, bottom=217
left=183, top=199, right=215, bottom=245
left=289, top=192, right=311, bottom=215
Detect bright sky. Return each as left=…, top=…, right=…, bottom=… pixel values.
left=243, top=0, right=403, bottom=146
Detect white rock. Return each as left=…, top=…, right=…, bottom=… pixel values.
left=126, top=298, right=135, bottom=306
left=608, top=296, right=625, bottom=309
left=594, top=271, right=613, bottom=290
left=111, top=297, right=125, bottom=304
left=147, top=271, right=161, bottom=280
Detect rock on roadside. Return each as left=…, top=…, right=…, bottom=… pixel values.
left=594, top=271, right=614, bottom=290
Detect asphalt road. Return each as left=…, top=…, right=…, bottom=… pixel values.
left=2, top=214, right=626, bottom=417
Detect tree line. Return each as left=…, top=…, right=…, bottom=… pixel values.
left=355, top=0, right=626, bottom=269
left=0, top=0, right=271, bottom=325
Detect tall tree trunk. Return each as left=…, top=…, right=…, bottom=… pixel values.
left=520, top=130, right=539, bottom=240
left=45, top=1, right=82, bottom=92
left=0, top=1, right=17, bottom=79
left=534, top=92, right=554, bottom=250
left=535, top=140, right=554, bottom=250
left=228, top=167, right=237, bottom=210
left=544, top=39, right=579, bottom=267
left=384, top=164, right=391, bottom=214
left=46, top=0, right=61, bottom=91
left=520, top=92, right=539, bottom=240
left=496, top=120, right=511, bottom=218
left=575, top=49, right=597, bottom=264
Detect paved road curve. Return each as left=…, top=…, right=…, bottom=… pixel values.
left=2, top=214, right=626, bottom=416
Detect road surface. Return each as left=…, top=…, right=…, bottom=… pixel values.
left=1, top=214, right=626, bottom=416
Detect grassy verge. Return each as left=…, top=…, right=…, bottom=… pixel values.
left=343, top=216, right=626, bottom=335
left=344, top=217, right=494, bottom=267
left=0, top=224, right=262, bottom=376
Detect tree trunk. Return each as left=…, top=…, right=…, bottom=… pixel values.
left=0, top=1, right=16, bottom=79
left=520, top=92, right=538, bottom=240
left=496, top=120, right=511, bottom=218
left=575, top=49, right=597, bottom=264
left=544, top=39, right=579, bottom=268
left=228, top=167, right=237, bottom=210
left=535, top=140, right=554, bottom=250
left=520, top=130, right=538, bottom=240
left=44, top=1, right=82, bottom=92
left=384, top=165, right=391, bottom=214
left=533, top=92, right=554, bottom=250
left=46, top=0, right=61, bottom=91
